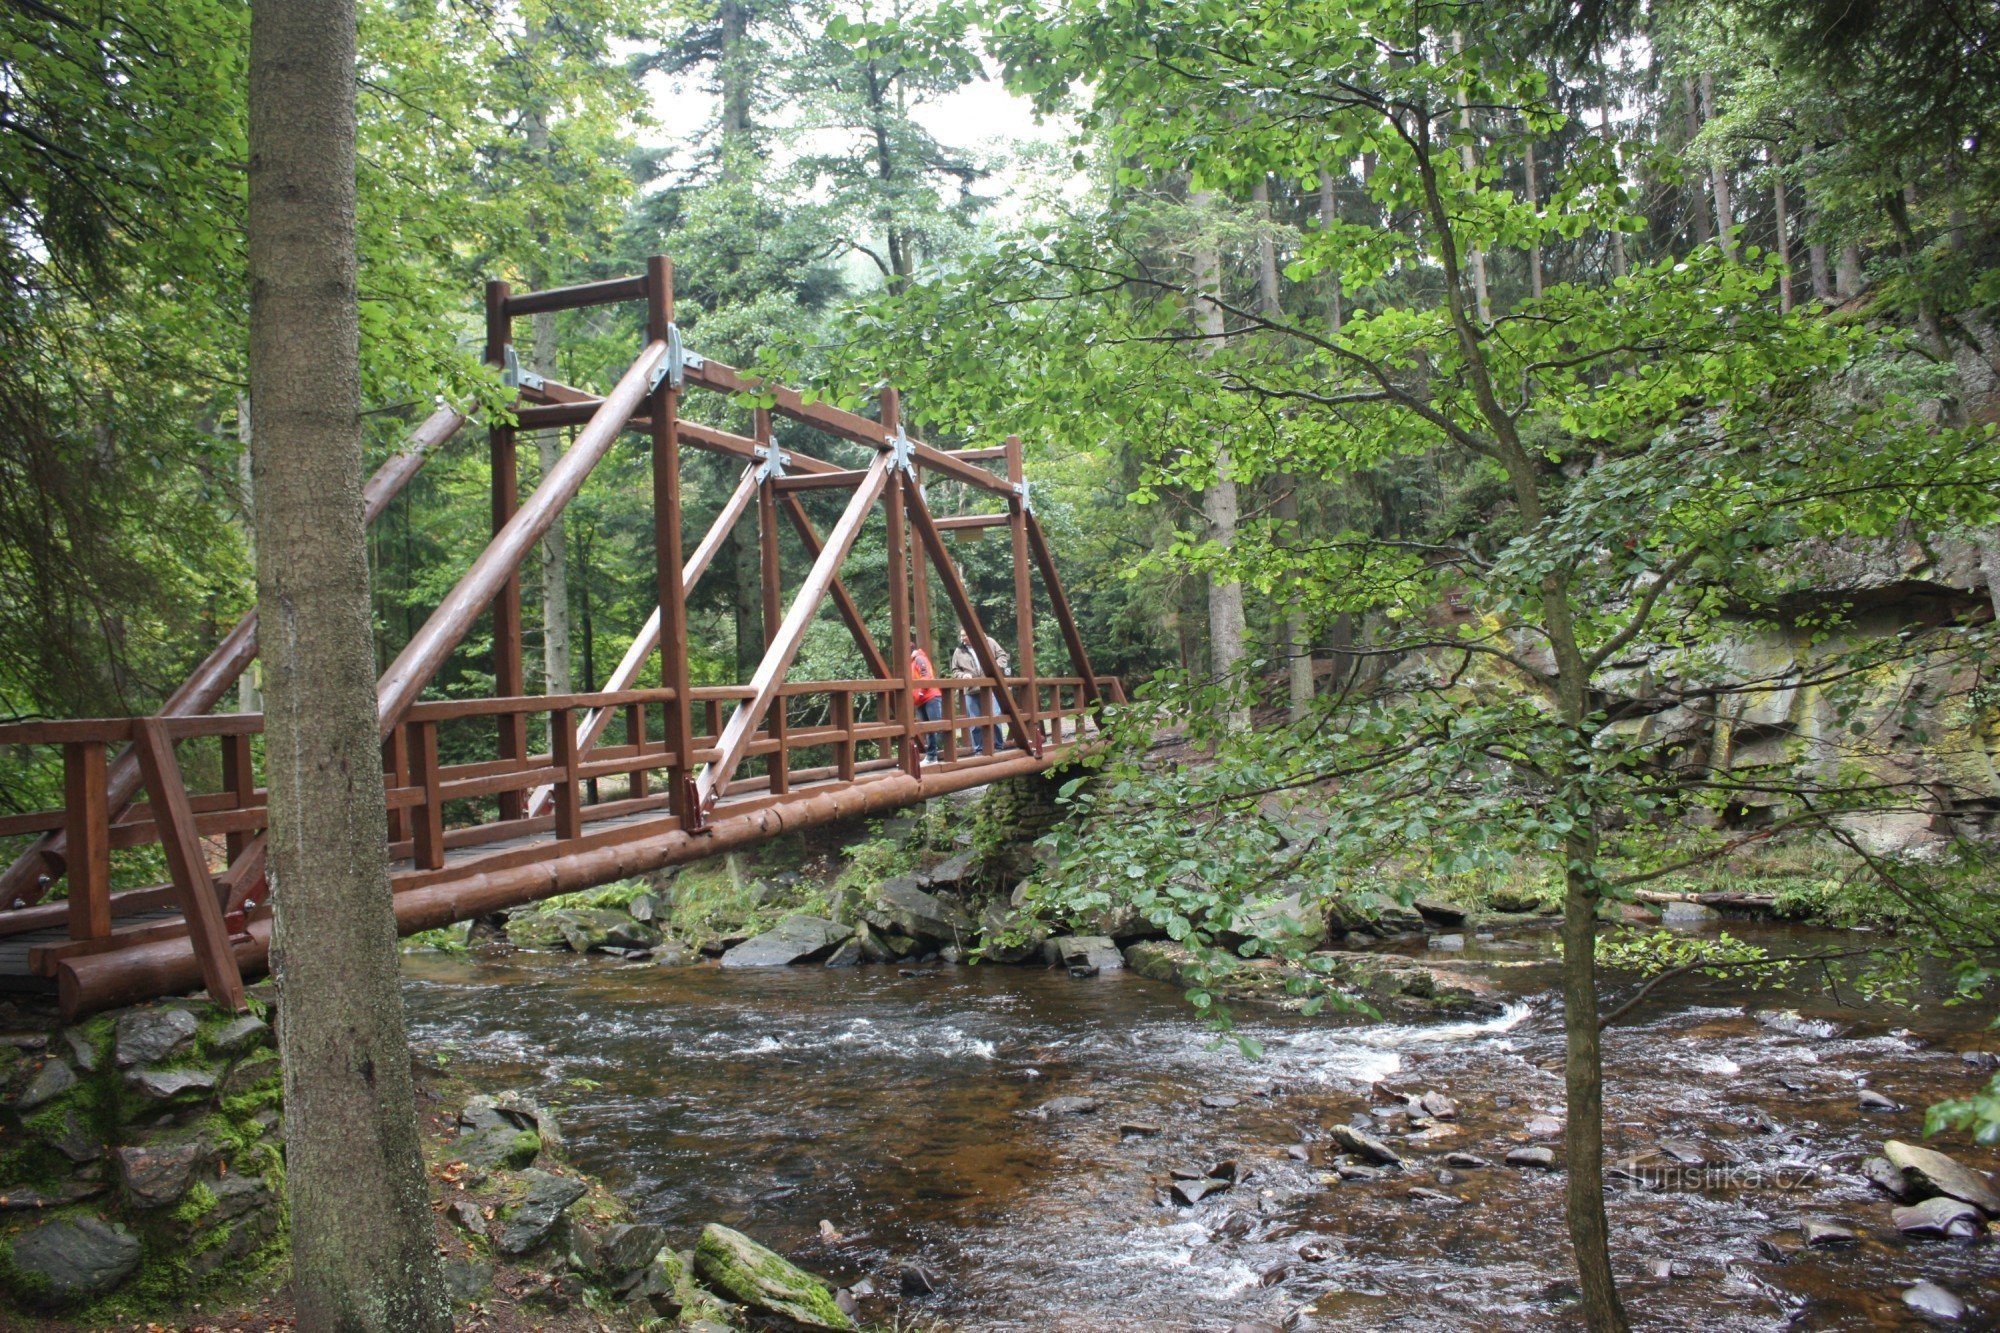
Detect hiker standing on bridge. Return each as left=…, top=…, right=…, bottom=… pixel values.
left=951, top=625, right=1010, bottom=756
left=910, top=640, right=943, bottom=764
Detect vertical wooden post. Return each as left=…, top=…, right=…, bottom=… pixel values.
left=1006, top=433, right=1040, bottom=741
left=549, top=706, right=582, bottom=841
left=379, top=726, right=409, bottom=848
left=625, top=701, right=647, bottom=798
left=755, top=408, right=789, bottom=795
left=884, top=403, right=917, bottom=776
left=886, top=389, right=931, bottom=657
left=132, top=718, right=244, bottom=1010
left=648, top=256, right=700, bottom=831
left=222, top=732, right=258, bottom=864
left=408, top=719, right=444, bottom=871
left=62, top=741, right=111, bottom=942
left=486, top=278, right=527, bottom=818
left=832, top=689, right=856, bottom=782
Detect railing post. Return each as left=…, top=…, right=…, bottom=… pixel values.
left=550, top=706, right=582, bottom=841
left=221, top=732, right=257, bottom=865
left=625, top=701, right=648, bottom=799
left=486, top=277, right=528, bottom=819
left=648, top=255, right=700, bottom=831
left=942, top=684, right=959, bottom=763
left=380, top=726, right=409, bottom=847
left=408, top=719, right=445, bottom=872
left=62, top=741, right=111, bottom=943
left=833, top=690, right=856, bottom=783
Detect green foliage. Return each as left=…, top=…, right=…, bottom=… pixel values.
left=1928, top=1073, right=2000, bottom=1147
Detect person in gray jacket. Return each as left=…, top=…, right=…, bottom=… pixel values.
left=949, top=626, right=1010, bottom=756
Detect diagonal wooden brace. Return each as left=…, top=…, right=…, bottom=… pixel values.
left=694, top=453, right=892, bottom=812
left=133, top=718, right=246, bottom=1010
left=779, top=494, right=893, bottom=681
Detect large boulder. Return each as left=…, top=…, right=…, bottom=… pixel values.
left=721, top=916, right=854, bottom=968
left=115, top=1136, right=210, bottom=1209
left=9, top=1216, right=142, bottom=1304
left=864, top=877, right=974, bottom=944
left=493, top=1169, right=588, bottom=1255
left=506, top=907, right=660, bottom=953
left=1883, top=1140, right=2000, bottom=1215
left=13, top=1057, right=76, bottom=1111
left=1043, top=935, right=1123, bottom=972
left=977, top=903, right=1046, bottom=964
left=694, top=1223, right=855, bottom=1330
left=1225, top=893, right=1329, bottom=952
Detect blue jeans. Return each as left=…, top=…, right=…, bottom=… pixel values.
left=917, top=697, right=942, bottom=760
left=965, top=690, right=993, bottom=755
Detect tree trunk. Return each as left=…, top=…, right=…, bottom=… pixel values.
left=1320, top=172, right=1344, bottom=332
left=1253, top=177, right=1313, bottom=722
left=1700, top=73, right=1734, bottom=259
left=1770, top=146, right=1793, bottom=313
left=1524, top=139, right=1544, bottom=299
left=1683, top=78, right=1713, bottom=247
left=1599, top=100, right=1627, bottom=278
left=247, top=1, right=448, bottom=1328
left=1190, top=196, right=1249, bottom=730
left=235, top=394, right=261, bottom=713
left=1453, top=33, right=1492, bottom=322
left=1837, top=243, right=1863, bottom=298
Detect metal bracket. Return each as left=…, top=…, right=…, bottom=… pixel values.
left=650, top=323, right=707, bottom=396
left=1013, top=479, right=1032, bottom=514
left=754, top=444, right=788, bottom=484
left=501, top=345, right=545, bottom=394
left=886, top=424, right=917, bottom=476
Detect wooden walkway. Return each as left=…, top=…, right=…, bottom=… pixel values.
left=0, top=260, right=1119, bottom=1018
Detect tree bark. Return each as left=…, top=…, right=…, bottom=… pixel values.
left=1837, top=243, right=1863, bottom=298
left=235, top=394, right=261, bottom=714
left=247, top=1, right=448, bottom=1328
left=1700, top=73, right=1734, bottom=259
left=1253, top=177, right=1313, bottom=722
left=1190, top=195, right=1249, bottom=731
left=1683, top=78, right=1713, bottom=247
left=1524, top=139, right=1544, bottom=299
left=1770, top=145, right=1794, bottom=313
left=1453, top=33, right=1492, bottom=322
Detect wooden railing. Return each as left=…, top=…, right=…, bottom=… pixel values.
left=0, top=672, right=1120, bottom=984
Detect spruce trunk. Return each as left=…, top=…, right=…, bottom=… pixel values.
left=247, top=1, right=449, bottom=1326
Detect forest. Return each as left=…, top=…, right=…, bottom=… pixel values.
left=4, top=0, right=2000, bottom=1330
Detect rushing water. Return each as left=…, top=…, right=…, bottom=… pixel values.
left=402, top=924, right=2000, bottom=1331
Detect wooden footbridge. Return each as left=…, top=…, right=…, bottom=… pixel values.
left=0, top=260, right=1119, bottom=1018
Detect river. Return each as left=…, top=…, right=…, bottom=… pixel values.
left=401, top=923, right=2000, bottom=1330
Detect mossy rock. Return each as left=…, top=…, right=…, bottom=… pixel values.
left=693, top=1223, right=853, bottom=1330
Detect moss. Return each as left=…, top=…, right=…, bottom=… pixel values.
left=504, top=1130, right=542, bottom=1170
left=0, top=1233, right=54, bottom=1306
left=0, top=1137, right=75, bottom=1193
left=170, top=1181, right=218, bottom=1225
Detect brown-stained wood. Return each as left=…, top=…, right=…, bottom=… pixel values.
left=1026, top=511, right=1102, bottom=712
left=648, top=255, right=700, bottom=832
left=62, top=743, right=111, bottom=942
left=779, top=494, right=893, bottom=681
left=131, top=718, right=244, bottom=1010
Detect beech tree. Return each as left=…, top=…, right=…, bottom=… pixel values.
left=247, top=0, right=449, bottom=1326
left=804, top=3, right=2000, bottom=1326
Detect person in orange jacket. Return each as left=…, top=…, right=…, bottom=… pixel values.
left=910, top=639, right=942, bottom=763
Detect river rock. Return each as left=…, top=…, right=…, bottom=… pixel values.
left=1857, top=1087, right=1898, bottom=1112
left=1884, top=1140, right=2000, bottom=1215
left=1661, top=901, right=1718, bottom=926
left=920, top=852, right=975, bottom=892
left=443, top=1255, right=494, bottom=1302
left=493, top=1169, right=588, bottom=1255
left=14, top=1056, right=75, bottom=1110
left=722, top=915, right=854, bottom=967
left=115, top=1006, right=197, bottom=1067
left=1420, top=1091, right=1458, bottom=1120
left=897, top=1263, right=939, bottom=1296
left=867, top=877, right=973, bottom=944
left=1408, top=1186, right=1463, bottom=1206
left=205, top=1015, right=271, bottom=1058
left=126, top=1065, right=217, bottom=1101
left=115, top=1137, right=207, bottom=1208
left=558, top=908, right=662, bottom=954
left=1414, top=899, right=1468, bottom=926
left=976, top=903, right=1046, bottom=964
left=1894, top=1196, right=1984, bottom=1238
left=1506, top=1146, right=1556, bottom=1170
left=650, top=940, right=697, bottom=967
left=1044, top=935, right=1123, bottom=972
left=1444, top=1152, right=1491, bottom=1168
left=1120, top=1122, right=1162, bottom=1138
left=1201, top=1093, right=1240, bottom=1110
left=1526, top=1115, right=1564, bottom=1138
left=626, top=892, right=660, bottom=922
left=1862, top=1155, right=1916, bottom=1201
left=60, top=1026, right=101, bottom=1073
left=598, top=1221, right=668, bottom=1287
left=1330, top=1124, right=1403, bottom=1166
left=1427, top=934, right=1465, bottom=951
left=1019, top=1094, right=1098, bottom=1119
left=9, top=1215, right=142, bottom=1303
left=1171, top=1176, right=1230, bottom=1206
left=1799, top=1217, right=1857, bottom=1248
left=823, top=936, right=864, bottom=968
left=694, top=1223, right=855, bottom=1330
left=1903, top=1280, right=1968, bottom=1322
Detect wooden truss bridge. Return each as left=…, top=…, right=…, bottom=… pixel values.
left=0, top=259, right=1119, bottom=1018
